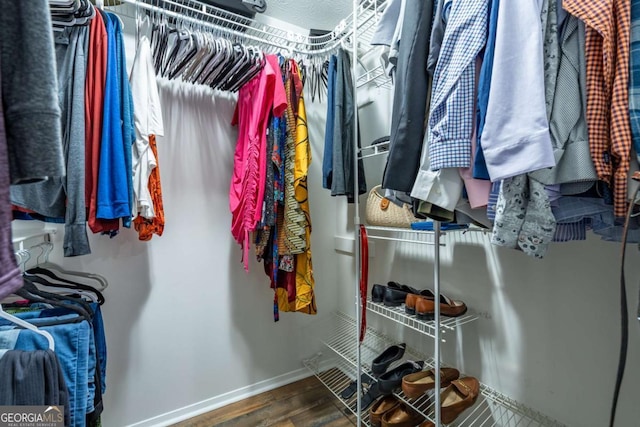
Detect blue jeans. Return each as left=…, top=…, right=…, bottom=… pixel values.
left=0, top=310, right=92, bottom=427
left=90, top=303, right=107, bottom=395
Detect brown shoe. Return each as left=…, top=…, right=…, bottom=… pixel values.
left=415, top=295, right=467, bottom=320
left=404, top=290, right=435, bottom=315
left=440, top=377, right=480, bottom=424
left=402, top=368, right=460, bottom=398
left=369, top=396, right=400, bottom=427
left=419, top=422, right=434, bottom=427
left=381, top=402, right=425, bottom=427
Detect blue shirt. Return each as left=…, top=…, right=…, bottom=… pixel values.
left=97, top=13, right=130, bottom=221
left=108, top=12, right=135, bottom=227
left=474, top=0, right=499, bottom=180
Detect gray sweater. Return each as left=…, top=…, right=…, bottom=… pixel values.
left=10, top=26, right=91, bottom=257
left=0, top=0, right=64, bottom=184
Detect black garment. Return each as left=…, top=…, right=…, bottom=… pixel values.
left=382, top=0, right=434, bottom=192
left=331, top=49, right=366, bottom=202
left=0, top=349, right=70, bottom=425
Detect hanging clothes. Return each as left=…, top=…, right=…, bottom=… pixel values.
left=280, top=62, right=307, bottom=255
left=110, top=12, right=136, bottom=229
left=322, top=54, right=337, bottom=190
left=230, top=54, right=287, bottom=271
left=130, top=17, right=165, bottom=241
left=382, top=0, right=434, bottom=193
left=85, top=10, right=110, bottom=234
left=530, top=14, right=596, bottom=191
left=292, top=67, right=316, bottom=315
left=0, top=61, right=22, bottom=302
left=479, top=0, right=555, bottom=181
left=0, top=349, right=70, bottom=424
left=564, top=0, right=633, bottom=218
left=329, top=49, right=367, bottom=202
left=0, top=302, right=107, bottom=427
left=412, top=0, right=491, bottom=215
left=133, top=135, right=165, bottom=240
left=630, top=0, right=640, bottom=166
left=10, top=25, right=91, bottom=257
left=0, top=0, right=64, bottom=297
left=473, top=0, right=499, bottom=180
left=95, top=11, right=133, bottom=230
left=0, top=0, right=64, bottom=185
left=275, top=61, right=316, bottom=315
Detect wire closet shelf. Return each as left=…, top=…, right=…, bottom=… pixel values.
left=304, top=313, right=567, bottom=427
left=108, top=0, right=389, bottom=56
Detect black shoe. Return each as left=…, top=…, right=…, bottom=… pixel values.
left=371, top=284, right=386, bottom=303
left=371, top=343, right=406, bottom=376
left=387, top=281, right=420, bottom=294
left=377, top=360, right=425, bottom=395
left=382, top=287, right=411, bottom=307
left=339, top=372, right=374, bottom=399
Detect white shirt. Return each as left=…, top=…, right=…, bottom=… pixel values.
left=130, top=32, right=164, bottom=219
left=480, top=0, right=555, bottom=181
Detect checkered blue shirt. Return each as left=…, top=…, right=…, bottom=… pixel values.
left=428, top=0, right=489, bottom=171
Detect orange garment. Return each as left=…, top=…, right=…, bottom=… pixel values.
left=564, top=0, right=632, bottom=217
left=85, top=10, right=118, bottom=233
left=133, top=135, right=164, bottom=240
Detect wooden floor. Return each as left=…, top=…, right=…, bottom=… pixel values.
left=171, top=376, right=357, bottom=427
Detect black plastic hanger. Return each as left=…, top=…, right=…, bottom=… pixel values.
left=14, top=278, right=94, bottom=324
left=25, top=267, right=105, bottom=305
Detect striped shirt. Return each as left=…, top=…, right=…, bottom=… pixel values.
left=564, top=0, right=632, bottom=218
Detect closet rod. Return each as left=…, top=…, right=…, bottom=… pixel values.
left=116, top=0, right=305, bottom=53
left=114, top=0, right=387, bottom=56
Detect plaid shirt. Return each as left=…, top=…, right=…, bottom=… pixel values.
left=630, top=0, right=640, bottom=167
left=564, top=0, right=632, bottom=218
left=428, top=0, right=489, bottom=170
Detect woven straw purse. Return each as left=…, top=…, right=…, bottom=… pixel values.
left=365, top=185, right=418, bottom=228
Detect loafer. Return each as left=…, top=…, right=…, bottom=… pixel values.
left=371, top=343, right=406, bottom=376
left=378, top=360, right=424, bottom=395
left=404, top=290, right=435, bottom=315
left=372, top=284, right=386, bottom=303
left=383, top=287, right=411, bottom=307
left=415, top=295, right=467, bottom=320
left=402, top=368, right=460, bottom=398
left=370, top=395, right=400, bottom=427
left=373, top=283, right=417, bottom=304
left=387, top=281, right=419, bottom=294
left=440, top=377, right=480, bottom=424
left=381, top=402, right=425, bottom=427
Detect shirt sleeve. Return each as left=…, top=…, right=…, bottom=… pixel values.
left=0, top=0, right=64, bottom=184
left=480, top=0, right=555, bottom=181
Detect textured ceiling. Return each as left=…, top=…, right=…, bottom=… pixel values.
left=261, top=0, right=353, bottom=32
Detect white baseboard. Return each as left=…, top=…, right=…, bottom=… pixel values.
left=124, top=368, right=314, bottom=427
